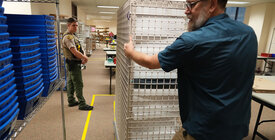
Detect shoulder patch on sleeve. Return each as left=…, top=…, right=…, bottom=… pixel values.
left=66, top=35, right=73, bottom=40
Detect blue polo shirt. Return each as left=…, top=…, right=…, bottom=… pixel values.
left=158, top=14, right=257, bottom=140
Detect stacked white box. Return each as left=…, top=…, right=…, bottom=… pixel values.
left=115, top=0, right=188, bottom=139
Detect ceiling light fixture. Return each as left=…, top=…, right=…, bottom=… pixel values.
left=97, top=6, right=119, bottom=9
left=99, top=12, right=116, bottom=14
left=227, top=1, right=250, bottom=5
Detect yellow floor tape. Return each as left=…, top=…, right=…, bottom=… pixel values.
left=81, top=94, right=115, bottom=140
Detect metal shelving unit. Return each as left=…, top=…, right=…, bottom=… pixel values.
left=3, top=0, right=66, bottom=140
left=115, top=0, right=187, bottom=139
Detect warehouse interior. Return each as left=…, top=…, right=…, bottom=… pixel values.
left=0, top=0, right=275, bottom=140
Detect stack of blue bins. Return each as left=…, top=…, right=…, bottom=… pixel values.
left=0, top=1, right=20, bottom=139
left=5, top=14, right=58, bottom=97
left=9, top=36, right=44, bottom=120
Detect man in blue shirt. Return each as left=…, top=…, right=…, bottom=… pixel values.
left=124, top=0, right=257, bottom=140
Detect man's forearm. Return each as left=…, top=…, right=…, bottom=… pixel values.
left=129, top=50, right=160, bottom=69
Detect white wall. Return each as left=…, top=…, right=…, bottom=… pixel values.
left=77, top=7, right=86, bottom=24
left=265, top=3, right=275, bottom=54
left=2, top=2, right=32, bottom=14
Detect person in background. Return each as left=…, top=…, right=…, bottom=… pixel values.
left=124, top=0, right=257, bottom=139
left=62, top=17, right=93, bottom=111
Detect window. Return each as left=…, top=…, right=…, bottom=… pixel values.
left=225, top=7, right=246, bottom=22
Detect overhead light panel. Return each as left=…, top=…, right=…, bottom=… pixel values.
left=99, top=12, right=116, bottom=14
left=97, top=6, right=119, bottom=9
left=228, top=1, right=250, bottom=5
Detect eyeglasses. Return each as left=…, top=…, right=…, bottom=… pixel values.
left=184, top=0, right=202, bottom=10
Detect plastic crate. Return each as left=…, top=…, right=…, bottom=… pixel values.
left=0, top=108, right=18, bottom=140
left=39, top=37, right=56, bottom=44
left=0, top=16, right=6, bottom=24
left=13, top=59, right=41, bottom=72
left=15, top=73, right=42, bottom=90
left=0, top=32, right=9, bottom=42
left=10, top=42, right=39, bottom=52
left=0, top=103, right=19, bottom=137
left=0, top=70, right=14, bottom=86
left=0, top=7, right=3, bottom=16
left=17, top=78, right=43, bottom=96
left=0, top=64, right=13, bottom=77
left=8, top=28, right=55, bottom=35
left=5, top=14, right=54, bottom=20
left=0, top=40, right=10, bottom=51
left=12, top=47, right=40, bottom=59
left=41, top=56, right=56, bottom=66
left=0, top=48, right=11, bottom=58
left=0, top=84, right=16, bottom=102
left=42, top=60, right=56, bottom=69
left=17, top=86, right=43, bottom=119
left=42, top=65, right=56, bottom=74
left=6, top=18, right=54, bottom=25
left=12, top=53, right=40, bottom=66
left=15, top=68, right=42, bottom=83
left=40, top=45, right=56, bottom=54
left=14, top=64, right=41, bottom=77
left=42, top=75, right=57, bottom=97
left=39, top=41, right=56, bottom=48
left=0, top=90, right=16, bottom=112
left=9, top=33, right=55, bottom=39
left=43, top=68, right=57, bottom=81
left=0, top=77, right=14, bottom=94
left=7, top=24, right=55, bottom=30
left=9, top=36, right=39, bottom=45
left=0, top=25, right=8, bottom=33
left=0, top=95, right=17, bottom=120
left=23, top=82, right=43, bottom=99
left=0, top=54, right=12, bottom=69
left=41, top=51, right=56, bottom=62
left=0, top=0, right=3, bottom=7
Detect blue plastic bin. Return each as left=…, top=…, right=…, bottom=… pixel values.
left=0, top=96, right=17, bottom=119
left=5, top=14, right=54, bottom=20
left=17, top=86, right=43, bottom=119
left=0, top=77, right=14, bottom=94
left=10, top=42, right=39, bottom=52
left=13, top=59, right=41, bottom=72
left=39, top=37, right=56, bottom=44
left=0, top=108, right=18, bottom=140
left=15, top=73, right=42, bottom=90
left=14, top=64, right=41, bottom=77
left=0, top=32, right=9, bottom=42
left=12, top=53, right=40, bottom=66
left=0, top=90, right=16, bottom=111
left=12, top=47, right=40, bottom=59
left=39, top=41, right=56, bottom=48
left=8, top=28, right=55, bottom=35
left=0, top=16, right=6, bottom=24
left=17, top=78, right=43, bottom=96
left=0, top=40, right=10, bottom=51
left=15, top=68, right=42, bottom=83
left=0, top=48, right=11, bottom=58
left=9, top=36, right=39, bottom=45
left=0, top=54, right=12, bottom=69
left=0, top=25, right=8, bottom=33
left=40, top=45, right=56, bottom=54
left=7, top=24, right=55, bottom=30
left=0, top=70, right=14, bottom=86
left=42, top=74, right=57, bottom=97
left=0, top=64, right=13, bottom=77
left=7, top=18, right=54, bottom=25
left=0, top=84, right=16, bottom=102
left=9, top=33, right=55, bottom=39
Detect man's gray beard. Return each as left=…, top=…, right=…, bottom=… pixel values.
left=188, top=9, right=208, bottom=32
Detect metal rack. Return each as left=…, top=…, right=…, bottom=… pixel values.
left=3, top=0, right=67, bottom=140
left=115, top=0, right=187, bottom=139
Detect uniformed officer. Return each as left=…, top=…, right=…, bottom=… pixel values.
left=62, top=17, right=93, bottom=110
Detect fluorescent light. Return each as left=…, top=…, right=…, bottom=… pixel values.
left=99, top=12, right=116, bottom=14
left=228, top=1, right=250, bottom=5
left=97, top=6, right=119, bottom=9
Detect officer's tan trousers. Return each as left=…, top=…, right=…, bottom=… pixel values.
left=172, top=127, right=196, bottom=140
